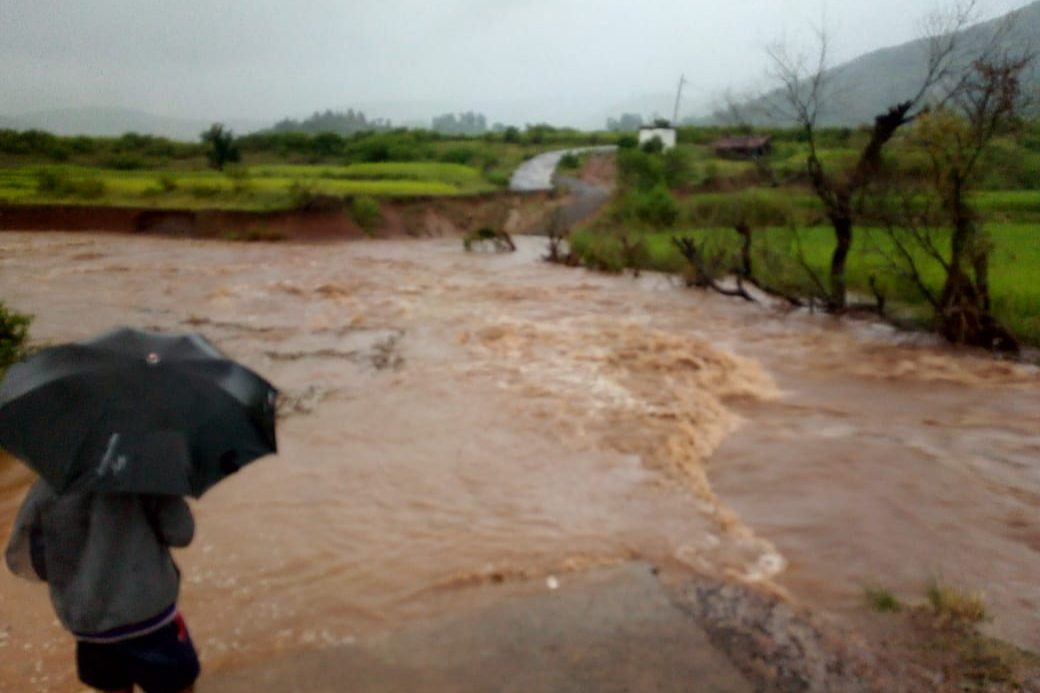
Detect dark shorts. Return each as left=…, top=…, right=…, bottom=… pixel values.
left=76, top=613, right=200, bottom=693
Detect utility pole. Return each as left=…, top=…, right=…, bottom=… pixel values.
left=672, top=74, right=688, bottom=127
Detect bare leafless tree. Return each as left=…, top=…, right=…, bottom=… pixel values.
left=671, top=235, right=756, bottom=301
left=765, top=2, right=983, bottom=312
left=865, top=48, right=1033, bottom=351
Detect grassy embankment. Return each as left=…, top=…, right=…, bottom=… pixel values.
left=570, top=125, right=1040, bottom=346
left=0, top=127, right=615, bottom=211
left=575, top=219, right=1039, bottom=345
left=0, top=163, right=494, bottom=211
left=862, top=580, right=1040, bottom=690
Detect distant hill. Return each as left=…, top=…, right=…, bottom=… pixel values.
left=264, top=109, right=393, bottom=136
left=717, top=0, right=1040, bottom=127
left=0, top=107, right=265, bottom=141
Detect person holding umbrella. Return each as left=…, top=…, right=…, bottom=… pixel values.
left=2, top=327, right=278, bottom=692
left=6, top=483, right=201, bottom=693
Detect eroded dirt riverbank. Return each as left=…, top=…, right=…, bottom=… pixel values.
left=0, top=231, right=1037, bottom=691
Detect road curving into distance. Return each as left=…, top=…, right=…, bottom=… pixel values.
left=508, top=145, right=617, bottom=192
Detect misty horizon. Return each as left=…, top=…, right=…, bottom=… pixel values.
left=1, top=0, right=1034, bottom=134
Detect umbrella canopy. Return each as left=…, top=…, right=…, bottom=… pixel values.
left=0, top=326, right=277, bottom=497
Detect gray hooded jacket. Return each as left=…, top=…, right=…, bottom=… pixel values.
left=4, top=480, right=194, bottom=637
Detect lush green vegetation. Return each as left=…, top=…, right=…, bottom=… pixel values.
left=0, top=125, right=617, bottom=211
left=0, top=301, right=32, bottom=375
left=1, top=118, right=1035, bottom=347
left=573, top=121, right=1040, bottom=348
left=0, top=164, right=479, bottom=211
left=573, top=222, right=1039, bottom=345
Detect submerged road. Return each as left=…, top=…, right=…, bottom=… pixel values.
left=200, top=563, right=756, bottom=693
left=508, top=145, right=617, bottom=192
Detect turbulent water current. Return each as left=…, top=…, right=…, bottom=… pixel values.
left=0, top=232, right=1037, bottom=691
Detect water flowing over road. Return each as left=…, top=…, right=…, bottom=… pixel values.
left=0, top=230, right=1037, bottom=690
left=509, top=146, right=617, bottom=192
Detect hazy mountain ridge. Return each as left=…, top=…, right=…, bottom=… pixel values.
left=3, top=2, right=1037, bottom=138
left=0, top=107, right=265, bottom=141
left=723, top=0, right=1040, bottom=126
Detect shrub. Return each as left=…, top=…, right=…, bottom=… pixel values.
left=558, top=152, right=580, bottom=169
left=350, top=195, right=382, bottom=236
left=701, top=161, right=720, bottom=185
left=225, top=166, right=252, bottom=194
left=310, top=132, right=344, bottom=159
left=35, top=168, right=66, bottom=193
left=486, top=171, right=511, bottom=187
left=73, top=178, right=106, bottom=200
left=864, top=586, right=902, bottom=613
left=927, top=580, right=988, bottom=627
left=641, top=136, right=665, bottom=154
left=617, top=148, right=666, bottom=190
left=34, top=169, right=106, bottom=199
left=662, top=148, right=692, bottom=187
left=156, top=174, right=178, bottom=193
left=48, top=144, right=71, bottom=162
left=0, top=301, right=32, bottom=375
left=631, top=184, right=679, bottom=227
left=343, top=132, right=431, bottom=164
left=617, top=134, right=638, bottom=149
left=463, top=227, right=515, bottom=252
left=478, top=154, right=501, bottom=173
left=570, top=233, right=625, bottom=273
left=440, top=147, right=476, bottom=165
left=288, top=180, right=317, bottom=209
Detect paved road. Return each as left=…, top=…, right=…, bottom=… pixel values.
left=200, top=563, right=754, bottom=693
left=509, top=146, right=617, bottom=192
left=553, top=174, right=613, bottom=228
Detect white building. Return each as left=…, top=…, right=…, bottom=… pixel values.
left=637, top=127, right=677, bottom=151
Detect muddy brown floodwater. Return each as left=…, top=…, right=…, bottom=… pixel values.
left=0, top=231, right=1037, bottom=691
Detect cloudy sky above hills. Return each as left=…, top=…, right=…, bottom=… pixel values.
left=0, top=0, right=1033, bottom=129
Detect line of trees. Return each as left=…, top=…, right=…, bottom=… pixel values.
left=606, top=113, right=645, bottom=132
left=270, top=109, right=392, bottom=136
left=431, top=112, right=488, bottom=136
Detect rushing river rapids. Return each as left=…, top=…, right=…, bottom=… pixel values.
left=0, top=231, right=1037, bottom=691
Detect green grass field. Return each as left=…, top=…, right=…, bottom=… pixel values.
left=250, top=162, right=490, bottom=189
left=0, top=162, right=495, bottom=211
left=572, top=222, right=1040, bottom=345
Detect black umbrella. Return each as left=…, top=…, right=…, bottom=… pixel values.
left=0, top=326, right=277, bottom=497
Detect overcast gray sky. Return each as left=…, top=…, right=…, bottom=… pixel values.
left=0, top=0, right=1032, bottom=128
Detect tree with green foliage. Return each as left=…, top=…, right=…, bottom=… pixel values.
left=271, top=109, right=390, bottom=136
left=0, top=301, right=32, bottom=375
left=200, top=123, right=241, bottom=171
left=431, top=112, right=488, bottom=136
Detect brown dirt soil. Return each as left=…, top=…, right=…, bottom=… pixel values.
left=0, top=193, right=553, bottom=242
left=674, top=574, right=1040, bottom=693
left=576, top=152, right=616, bottom=186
